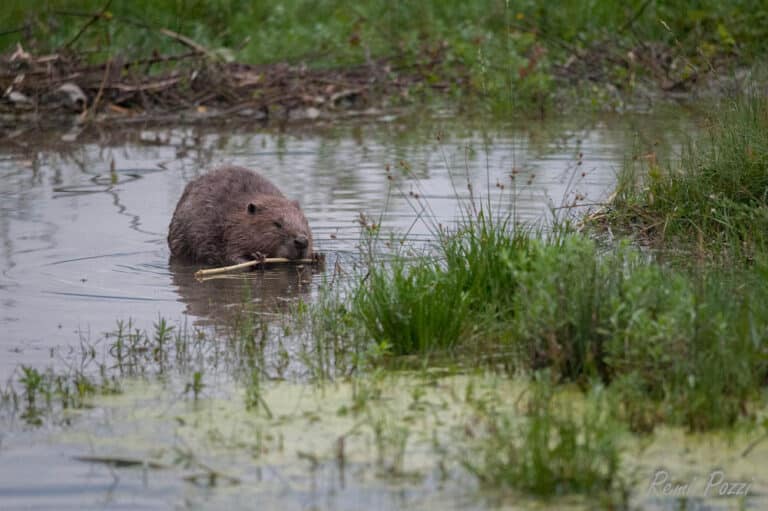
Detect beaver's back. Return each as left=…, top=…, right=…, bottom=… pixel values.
left=177, top=165, right=284, bottom=207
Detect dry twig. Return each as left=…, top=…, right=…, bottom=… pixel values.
left=195, top=257, right=317, bottom=280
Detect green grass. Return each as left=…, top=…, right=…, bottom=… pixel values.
left=441, top=211, right=530, bottom=317
left=355, top=257, right=470, bottom=355
left=6, top=364, right=121, bottom=426
left=292, top=280, right=370, bottom=380
left=602, top=256, right=768, bottom=430
left=610, top=95, right=768, bottom=256
left=3, top=1, right=768, bottom=109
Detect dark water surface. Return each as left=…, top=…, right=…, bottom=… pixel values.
left=2, top=109, right=732, bottom=511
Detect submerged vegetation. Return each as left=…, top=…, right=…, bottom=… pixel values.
left=463, top=380, right=624, bottom=499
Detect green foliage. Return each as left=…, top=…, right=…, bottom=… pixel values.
left=9, top=364, right=120, bottom=426
left=185, top=370, right=205, bottom=401
left=441, top=210, right=528, bottom=316
left=604, top=259, right=768, bottom=431
left=506, top=234, right=768, bottom=431
left=509, top=235, right=615, bottom=381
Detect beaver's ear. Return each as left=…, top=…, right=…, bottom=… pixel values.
left=247, top=203, right=263, bottom=214
left=292, top=200, right=301, bottom=209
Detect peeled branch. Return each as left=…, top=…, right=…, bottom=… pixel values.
left=194, top=256, right=321, bottom=280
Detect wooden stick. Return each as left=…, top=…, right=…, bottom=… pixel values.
left=194, top=258, right=314, bottom=280
left=88, top=56, right=111, bottom=119
left=159, top=28, right=217, bottom=59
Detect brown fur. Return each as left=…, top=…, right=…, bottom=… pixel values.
left=168, top=165, right=312, bottom=265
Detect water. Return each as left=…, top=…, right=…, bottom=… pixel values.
left=3, top=108, right=748, bottom=511
left=0, top=110, right=693, bottom=378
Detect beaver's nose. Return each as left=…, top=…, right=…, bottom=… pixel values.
left=294, top=235, right=309, bottom=250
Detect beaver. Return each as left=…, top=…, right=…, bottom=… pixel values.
left=168, top=165, right=312, bottom=266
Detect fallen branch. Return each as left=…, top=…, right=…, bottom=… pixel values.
left=88, top=56, right=111, bottom=119
left=159, top=28, right=216, bottom=59
left=194, top=257, right=316, bottom=280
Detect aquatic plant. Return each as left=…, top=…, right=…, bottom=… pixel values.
left=441, top=210, right=530, bottom=317
left=291, top=278, right=371, bottom=381
left=185, top=370, right=205, bottom=401
left=462, top=378, right=625, bottom=499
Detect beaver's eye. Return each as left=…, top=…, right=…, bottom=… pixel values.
left=273, top=221, right=283, bottom=229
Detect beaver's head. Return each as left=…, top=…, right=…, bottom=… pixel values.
left=224, top=194, right=312, bottom=264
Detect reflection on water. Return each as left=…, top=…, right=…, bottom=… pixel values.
left=170, top=260, right=317, bottom=323
left=0, top=110, right=694, bottom=378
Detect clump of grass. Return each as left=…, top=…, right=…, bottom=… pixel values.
left=508, top=235, right=618, bottom=381
left=3, top=365, right=121, bottom=426
left=184, top=370, right=205, bottom=402
left=355, top=257, right=470, bottom=356
left=610, top=95, right=768, bottom=256
left=441, top=211, right=529, bottom=317
left=354, top=210, right=536, bottom=357
left=463, top=378, right=625, bottom=500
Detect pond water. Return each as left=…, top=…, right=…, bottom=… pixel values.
left=4, top=108, right=762, bottom=511
left=0, top=109, right=691, bottom=379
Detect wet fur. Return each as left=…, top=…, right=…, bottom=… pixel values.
left=168, top=166, right=312, bottom=265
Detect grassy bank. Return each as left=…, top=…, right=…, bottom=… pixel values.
left=355, top=213, right=768, bottom=432
left=606, top=94, right=768, bottom=258
left=3, top=1, right=768, bottom=110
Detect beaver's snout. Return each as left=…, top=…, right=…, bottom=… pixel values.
left=293, top=235, right=310, bottom=259
left=294, top=235, right=309, bottom=251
